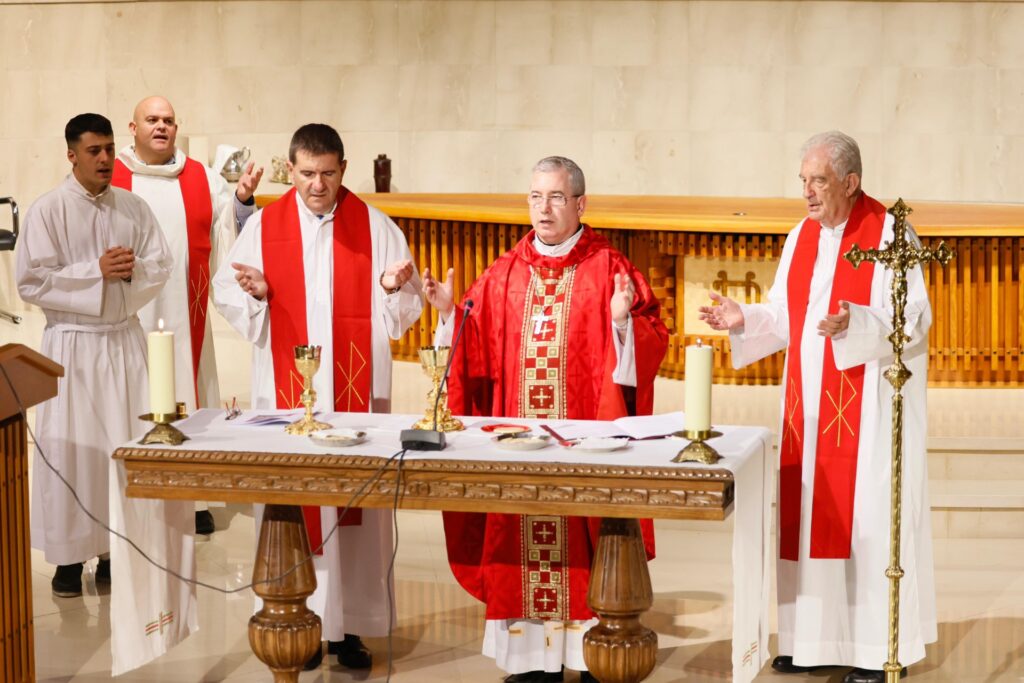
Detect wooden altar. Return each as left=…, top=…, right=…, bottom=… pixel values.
left=256, top=192, right=1024, bottom=387
left=113, top=413, right=769, bottom=683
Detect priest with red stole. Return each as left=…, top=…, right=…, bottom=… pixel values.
left=112, top=95, right=263, bottom=536
left=700, top=131, right=936, bottom=683
left=212, top=123, right=422, bottom=671
left=422, top=156, right=668, bottom=683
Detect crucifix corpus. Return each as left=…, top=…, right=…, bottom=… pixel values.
left=844, top=198, right=954, bottom=683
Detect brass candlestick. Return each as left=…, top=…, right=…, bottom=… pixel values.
left=286, top=345, right=332, bottom=436
left=845, top=198, right=954, bottom=683
left=671, top=428, right=723, bottom=464
left=412, top=346, right=464, bottom=431
left=139, top=402, right=189, bottom=446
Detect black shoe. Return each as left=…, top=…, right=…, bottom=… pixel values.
left=95, top=558, right=111, bottom=584
left=332, top=633, right=372, bottom=669
left=843, top=667, right=907, bottom=683
left=580, top=671, right=599, bottom=683
left=771, top=655, right=821, bottom=674
left=51, top=563, right=84, bottom=598
left=195, top=510, right=215, bottom=535
left=303, top=643, right=324, bottom=671
left=502, top=671, right=564, bottom=683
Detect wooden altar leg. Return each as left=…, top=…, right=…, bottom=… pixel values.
left=583, top=517, right=657, bottom=683
left=248, top=504, right=322, bottom=683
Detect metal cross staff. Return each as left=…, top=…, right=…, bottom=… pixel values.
left=844, top=198, right=954, bottom=683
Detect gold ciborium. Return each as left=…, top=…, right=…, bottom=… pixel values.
left=286, top=345, right=332, bottom=435
left=412, top=346, right=464, bottom=432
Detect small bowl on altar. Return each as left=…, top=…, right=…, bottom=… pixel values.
left=309, top=428, right=367, bottom=448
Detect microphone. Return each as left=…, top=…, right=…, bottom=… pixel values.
left=401, top=299, right=474, bottom=451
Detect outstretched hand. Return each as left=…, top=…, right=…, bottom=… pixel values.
left=698, top=291, right=744, bottom=331
left=234, top=161, right=264, bottom=203
left=422, top=267, right=455, bottom=319
left=817, top=301, right=850, bottom=337
left=610, top=272, right=635, bottom=326
left=381, top=259, right=414, bottom=292
left=232, top=262, right=268, bottom=300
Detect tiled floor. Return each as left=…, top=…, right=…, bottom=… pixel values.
left=8, top=310, right=1024, bottom=681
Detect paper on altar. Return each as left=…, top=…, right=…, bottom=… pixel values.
left=549, top=411, right=685, bottom=440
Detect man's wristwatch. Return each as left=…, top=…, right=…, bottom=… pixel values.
left=379, top=272, right=401, bottom=295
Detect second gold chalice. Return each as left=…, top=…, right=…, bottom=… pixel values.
left=412, top=346, right=464, bottom=432
left=286, top=345, right=332, bottom=435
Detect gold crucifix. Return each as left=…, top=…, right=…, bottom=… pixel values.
left=844, top=198, right=954, bottom=683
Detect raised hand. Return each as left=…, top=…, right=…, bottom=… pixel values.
left=817, top=300, right=850, bottom=337
left=234, top=161, right=265, bottom=203
left=100, top=246, right=135, bottom=281
left=231, top=262, right=268, bottom=300
left=381, top=259, right=414, bottom=292
left=610, top=272, right=635, bottom=326
left=698, top=291, right=744, bottom=331
left=422, top=267, right=455, bottom=318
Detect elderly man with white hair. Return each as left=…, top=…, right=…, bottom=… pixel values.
left=700, top=131, right=937, bottom=683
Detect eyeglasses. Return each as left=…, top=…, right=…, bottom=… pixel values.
left=528, top=192, right=580, bottom=208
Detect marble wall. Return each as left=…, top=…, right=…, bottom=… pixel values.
left=2, top=0, right=1024, bottom=310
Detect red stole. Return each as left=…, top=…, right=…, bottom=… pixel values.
left=780, top=193, right=885, bottom=561
left=112, top=157, right=212, bottom=405
left=261, top=186, right=373, bottom=549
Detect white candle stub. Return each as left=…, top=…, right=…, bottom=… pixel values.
left=684, top=339, right=713, bottom=431
left=148, top=318, right=176, bottom=415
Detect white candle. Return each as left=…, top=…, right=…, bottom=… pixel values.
left=148, top=319, right=176, bottom=416
left=684, top=339, right=713, bottom=432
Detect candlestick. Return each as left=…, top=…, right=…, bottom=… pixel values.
left=147, top=319, right=176, bottom=416
left=684, top=339, right=712, bottom=431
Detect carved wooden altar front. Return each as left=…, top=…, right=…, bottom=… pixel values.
left=114, top=444, right=735, bottom=683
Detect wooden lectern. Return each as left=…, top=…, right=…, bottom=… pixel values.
left=0, top=344, right=63, bottom=683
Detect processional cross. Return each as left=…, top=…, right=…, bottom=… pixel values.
left=844, top=198, right=954, bottom=683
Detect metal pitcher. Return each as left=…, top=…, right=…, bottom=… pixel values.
left=220, top=147, right=251, bottom=182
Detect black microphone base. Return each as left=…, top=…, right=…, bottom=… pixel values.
left=400, top=428, right=447, bottom=451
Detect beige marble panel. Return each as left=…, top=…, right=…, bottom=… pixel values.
left=883, top=67, right=990, bottom=135
left=688, top=65, right=785, bottom=133
left=783, top=67, right=885, bottom=134
left=102, top=1, right=222, bottom=70
left=317, top=65, right=402, bottom=132
left=787, top=1, right=883, bottom=67
left=492, top=130, right=593, bottom=194
left=299, top=0, right=399, bottom=66
left=974, top=3, right=1024, bottom=68
left=397, top=0, right=495, bottom=65
left=882, top=2, right=977, bottom=68
left=588, top=131, right=689, bottom=196
left=0, top=4, right=106, bottom=70
left=6, top=70, right=108, bottom=144
left=973, top=69, right=1024, bottom=137
left=397, top=64, right=496, bottom=131
left=592, top=66, right=687, bottom=131
left=590, top=1, right=658, bottom=67
left=688, top=131, right=788, bottom=197
left=397, top=131, right=498, bottom=193
left=493, top=1, right=591, bottom=66
left=218, top=1, right=300, bottom=69
left=495, top=65, right=593, bottom=130
left=873, top=133, right=968, bottom=202
left=688, top=1, right=795, bottom=67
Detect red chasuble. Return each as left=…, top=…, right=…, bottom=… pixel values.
left=112, top=157, right=212, bottom=405
left=261, top=186, right=373, bottom=550
left=442, top=227, right=668, bottom=620
left=779, top=193, right=886, bottom=561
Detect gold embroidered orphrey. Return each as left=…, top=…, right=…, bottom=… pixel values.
left=523, top=515, right=569, bottom=619
left=518, top=265, right=576, bottom=419
left=335, top=341, right=368, bottom=410
left=822, top=370, right=858, bottom=446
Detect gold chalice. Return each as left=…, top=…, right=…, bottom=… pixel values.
left=286, top=345, right=332, bottom=435
left=412, top=346, right=464, bottom=432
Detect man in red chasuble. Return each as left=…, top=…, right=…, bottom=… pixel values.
left=701, top=131, right=936, bottom=683
left=212, top=124, right=422, bottom=671
left=422, top=156, right=668, bottom=683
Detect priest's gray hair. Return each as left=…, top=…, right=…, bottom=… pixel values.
left=533, top=156, right=586, bottom=196
left=801, top=131, right=862, bottom=180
